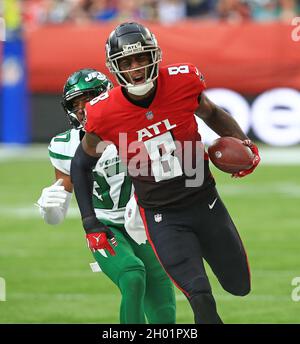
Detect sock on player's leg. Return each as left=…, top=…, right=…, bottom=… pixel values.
left=189, top=293, right=223, bottom=324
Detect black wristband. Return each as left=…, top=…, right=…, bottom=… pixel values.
left=82, top=215, right=107, bottom=234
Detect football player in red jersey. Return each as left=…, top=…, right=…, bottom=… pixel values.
left=71, top=22, right=260, bottom=324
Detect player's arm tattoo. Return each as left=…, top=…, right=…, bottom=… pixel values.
left=195, top=93, right=248, bottom=140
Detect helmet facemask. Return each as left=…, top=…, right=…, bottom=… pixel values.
left=106, top=39, right=162, bottom=96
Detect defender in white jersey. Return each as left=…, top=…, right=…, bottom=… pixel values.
left=48, top=131, right=132, bottom=225
left=37, top=69, right=175, bottom=324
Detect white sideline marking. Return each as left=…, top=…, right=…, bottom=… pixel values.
left=0, top=144, right=48, bottom=161
left=218, top=183, right=300, bottom=197
left=260, top=148, right=300, bottom=165
left=1, top=181, right=299, bottom=218
left=0, top=206, right=80, bottom=218
left=6, top=291, right=290, bottom=303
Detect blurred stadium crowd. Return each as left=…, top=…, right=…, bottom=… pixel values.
left=20, top=0, right=300, bottom=26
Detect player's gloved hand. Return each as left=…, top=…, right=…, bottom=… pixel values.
left=36, top=179, right=72, bottom=225
left=232, top=140, right=261, bottom=178
left=83, top=216, right=117, bottom=256
left=37, top=179, right=68, bottom=209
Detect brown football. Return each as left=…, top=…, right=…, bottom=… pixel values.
left=208, top=137, right=254, bottom=173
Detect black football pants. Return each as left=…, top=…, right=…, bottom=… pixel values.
left=139, top=187, right=250, bottom=324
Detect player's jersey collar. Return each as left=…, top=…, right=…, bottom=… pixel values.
left=119, top=73, right=161, bottom=109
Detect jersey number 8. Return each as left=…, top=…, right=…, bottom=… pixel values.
left=144, top=132, right=183, bottom=182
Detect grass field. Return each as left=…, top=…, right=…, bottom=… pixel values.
left=0, top=145, right=300, bottom=323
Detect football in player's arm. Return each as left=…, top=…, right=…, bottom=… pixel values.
left=70, top=23, right=260, bottom=324
left=37, top=68, right=176, bottom=324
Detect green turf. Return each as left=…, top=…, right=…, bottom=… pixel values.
left=0, top=152, right=299, bottom=323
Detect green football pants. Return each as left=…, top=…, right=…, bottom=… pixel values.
left=92, top=225, right=176, bottom=324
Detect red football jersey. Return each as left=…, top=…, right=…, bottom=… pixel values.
left=85, top=63, right=215, bottom=208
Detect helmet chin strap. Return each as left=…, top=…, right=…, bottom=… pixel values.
left=127, top=81, right=154, bottom=96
